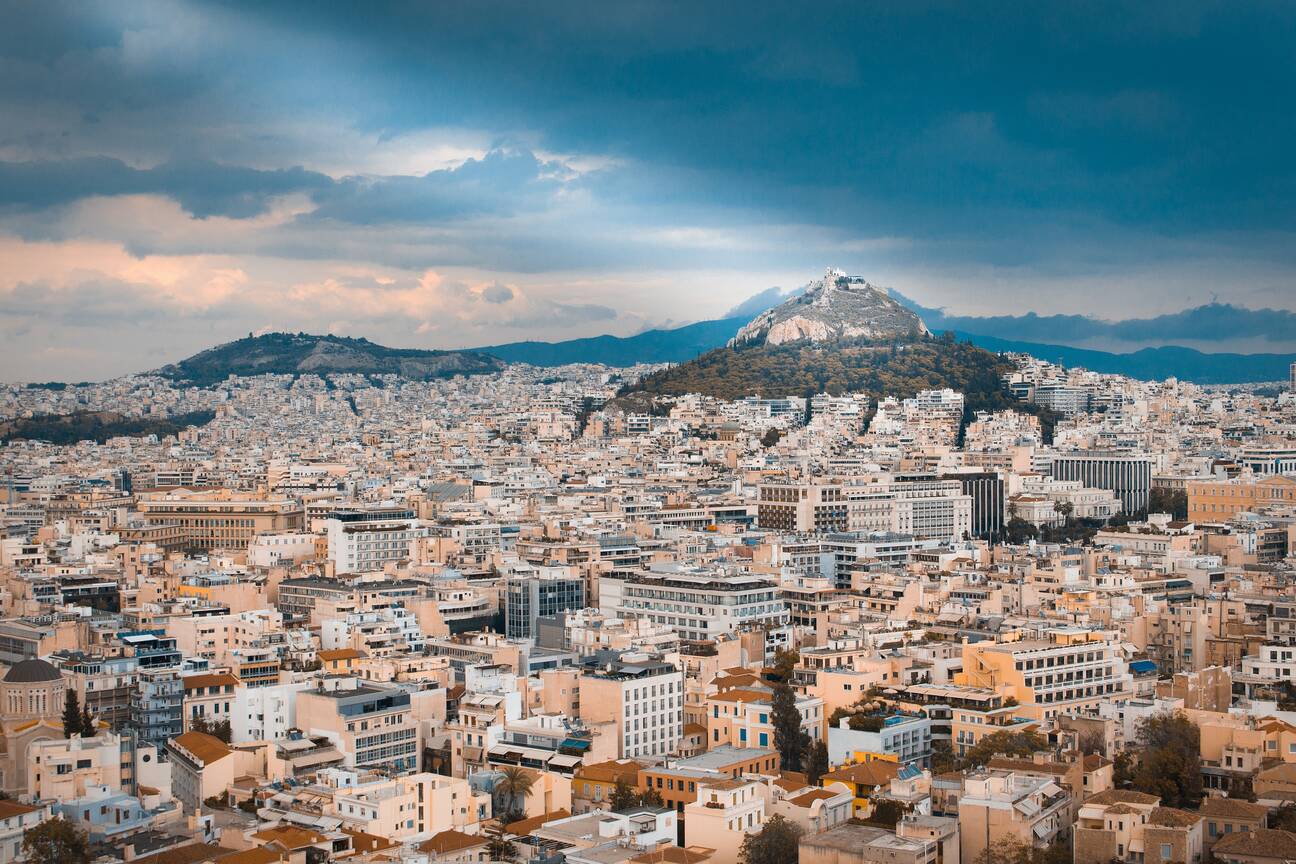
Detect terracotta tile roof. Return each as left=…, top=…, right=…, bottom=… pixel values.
left=342, top=829, right=398, bottom=854
left=1147, top=807, right=1201, bottom=828
left=708, top=688, right=772, bottom=704
left=1199, top=797, right=1268, bottom=819
left=252, top=825, right=328, bottom=849
left=788, top=789, right=842, bottom=807
left=0, top=800, right=42, bottom=819
left=575, top=759, right=641, bottom=784
left=418, top=830, right=488, bottom=855
left=216, top=848, right=284, bottom=864
left=629, top=847, right=715, bottom=864
left=318, top=649, right=365, bottom=662
left=170, top=731, right=232, bottom=765
left=1212, top=829, right=1296, bottom=859
left=1082, top=754, right=1111, bottom=770
left=1258, top=762, right=1296, bottom=782
left=183, top=673, right=240, bottom=690
left=131, top=844, right=235, bottom=864
left=822, top=761, right=900, bottom=788
left=505, top=809, right=571, bottom=835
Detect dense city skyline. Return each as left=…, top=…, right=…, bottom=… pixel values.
left=4, top=2, right=1296, bottom=379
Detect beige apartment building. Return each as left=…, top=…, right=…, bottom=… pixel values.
left=953, top=628, right=1132, bottom=721
left=958, top=770, right=1071, bottom=864
left=578, top=655, right=684, bottom=759
left=137, top=488, right=304, bottom=552
left=296, top=679, right=420, bottom=774
left=684, top=778, right=766, bottom=864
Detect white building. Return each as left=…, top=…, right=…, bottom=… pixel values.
left=231, top=681, right=311, bottom=742
left=598, top=566, right=790, bottom=646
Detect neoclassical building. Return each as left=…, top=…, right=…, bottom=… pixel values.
left=0, top=658, right=68, bottom=795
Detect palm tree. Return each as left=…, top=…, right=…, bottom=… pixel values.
left=495, top=766, right=535, bottom=819
left=485, top=824, right=518, bottom=863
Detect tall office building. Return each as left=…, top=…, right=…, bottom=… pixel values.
left=943, top=470, right=1006, bottom=540
left=1051, top=452, right=1153, bottom=515
left=504, top=574, right=585, bottom=640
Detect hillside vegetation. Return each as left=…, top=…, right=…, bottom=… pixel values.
left=1, top=410, right=216, bottom=444
left=621, top=333, right=1059, bottom=437
left=157, top=332, right=504, bottom=386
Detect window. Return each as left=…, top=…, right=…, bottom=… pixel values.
left=1160, top=845, right=1172, bottom=861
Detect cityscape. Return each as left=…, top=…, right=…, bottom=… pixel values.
left=3, top=6, right=1296, bottom=864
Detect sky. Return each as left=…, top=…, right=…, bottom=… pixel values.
left=3, top=1, right=1296, bottom=381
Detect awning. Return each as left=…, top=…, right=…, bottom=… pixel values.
left=547, top=754, right=583, bottom=769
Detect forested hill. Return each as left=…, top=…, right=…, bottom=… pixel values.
left=0, top=410, right=216, bottom=444
left=156, top=332, right=504, bottom=386
left=618, top=333, right=1060, bottom=438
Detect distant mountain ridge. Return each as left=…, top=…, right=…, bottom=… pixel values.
left=944, top=331, right=1296, bottom=384
left=477, top=317, right=749, bottom=366
left=157, top=332, right=504, bottom=386
left=888, top=291, right=1296, bottom=353
left=470, top=285, right=1295, bottom=383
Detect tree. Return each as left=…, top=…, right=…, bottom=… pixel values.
left=803, top=739, right=829, bottom=786
left=637, top=786, right=663, bottom=808
left=771, top=682, right=809, bottom=772
left=1005, top=517, right=1039, bottom=545
left=23, top=817, right=89, bottom=864
left=769, top=648, right=800, bottom=683
left=485, top=824, right=517, bottom=863
left=80, top=704, right=95, bottom=738
left=930, top=740, right=957, bottom=774
left=1272, top=803, right=1296, bottom=832
left=973, top=836, right=1071, bottom=864
left=738, top=815, right=802, bottom=864
left=867, top=799, right=905, bottom=827
left=1130, top=711, right=1202, bottom=808
left=610, top=776, right=639, bottom=811
left=1077, top=730, right=1106, bottom=757
left=189, top=716, right=231, bottom=742
left=1112, top=751, right=1135, bottom=788
left=1148, top=487, right=1188, bottom=520
left=959, top=730, right=1044, bottom=770
left=495, top=766, right=535, bottom=817
left=63, top=689, right=83, bottom=738
left=760, top=428, right=782, bottom=448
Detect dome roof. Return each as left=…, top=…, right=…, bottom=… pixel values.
left=3, top=658, right=63, bottom=684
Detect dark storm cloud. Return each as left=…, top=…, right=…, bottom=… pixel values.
left=219, top=0, right=1296, bottom=236
left=0, top=158, right=332, bottom=218
left=4, top=0, right=1296, bottom=382
left=308, top=149, right=569, bottom=223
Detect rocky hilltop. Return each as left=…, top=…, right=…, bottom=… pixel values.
left=730, top=267, right=927, bottom=347
left=157, top=332, right=504, bottom=386
left=614, top=267, right=1057, bottom=438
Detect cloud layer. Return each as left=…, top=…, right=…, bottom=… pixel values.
left=2, top=1, right=1295, bottom=379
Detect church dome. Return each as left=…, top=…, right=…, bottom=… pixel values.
left=3, top=658, right=62, bottom=684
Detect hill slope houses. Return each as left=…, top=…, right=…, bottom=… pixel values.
left=156, top=332, right=505, bottom=386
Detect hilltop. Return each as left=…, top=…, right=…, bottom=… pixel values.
left=615, top=269, right=1058, bottom=437
left=731, top=268, right=926, bottom=346
left=156, top=332, right=505, bottom=386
